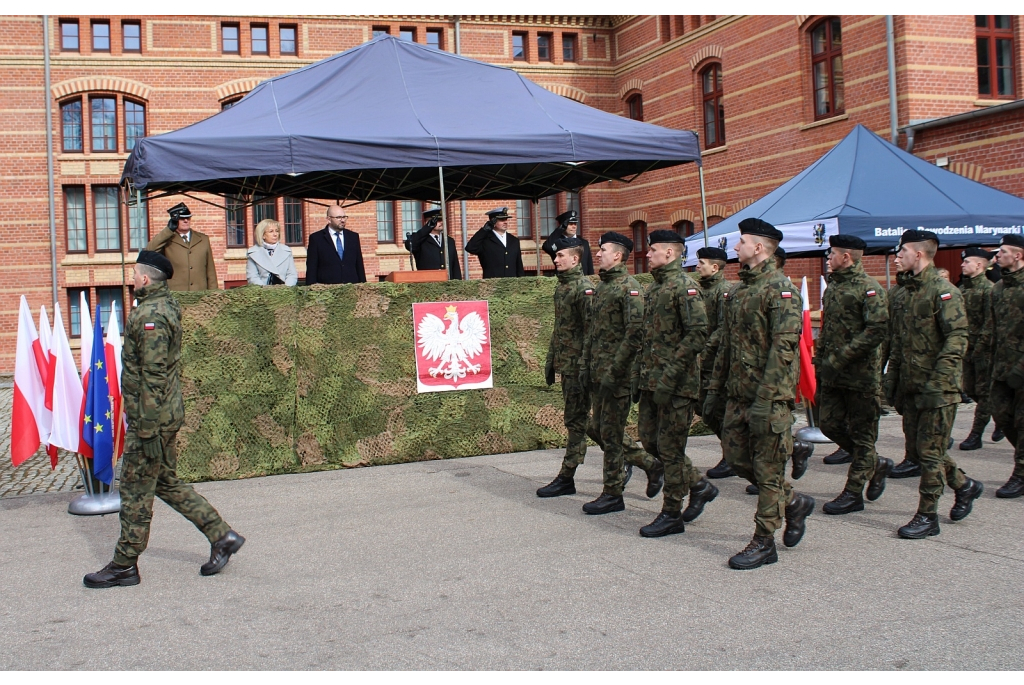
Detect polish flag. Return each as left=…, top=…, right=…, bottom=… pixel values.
left=797, top=277, right=817, bottom=405
left=38, top=306, right=58, bottom=466
left=11, top=297, right=47, bottom=467
left=47, top=302, right=83, bottom=456
left=104, top=305, right=126, bottom=465
left=820, top=275, right=828, bottom=311
left=78, top=293, right=94, bottom=459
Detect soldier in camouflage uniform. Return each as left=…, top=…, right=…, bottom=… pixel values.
left=983, top=234, right=1024, bottom=498
left=816, top=234, right=892, bottom=515
left=580, top=232, right=664, bottom=515
left=884, top=230, right=984, bottom=539
left=885, top=261, right=923, bottom=479
left=695, top=246, right=735, bottom=479
left=704, top=219, right=815, bottom=570
left=84, top=251, right=244, bottom=588
left=957, top=247, right=995, bottom=451
left=633, top=230, right=717, bottom=537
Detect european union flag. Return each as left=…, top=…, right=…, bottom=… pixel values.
left=83, top=308, right=115, bottom=484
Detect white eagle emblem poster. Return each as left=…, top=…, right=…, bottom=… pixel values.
left=413, top=300, right=493, bottom=392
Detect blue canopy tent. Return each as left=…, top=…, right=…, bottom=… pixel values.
left=683, top=124, right=1024, bottom=266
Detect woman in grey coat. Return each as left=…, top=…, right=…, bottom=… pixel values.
left=247, top=219, right=298, bottom=286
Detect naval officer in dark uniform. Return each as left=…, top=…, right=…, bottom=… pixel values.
left=404, top=208, right=462, bottom=280
left=465, top=207, right=526, bottom=278
left=542, top=210, right=594, bottom=275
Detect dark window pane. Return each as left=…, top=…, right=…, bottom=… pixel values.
left=124, top=101, right=145, bottom=150
left=97, top=288, right=123, bottom=335
left=65, top=187, right=87, bottom=252
left=976, top=15, right=988, bottom=28
left=813, top=61, right=830, bottom=116
left=253, top=196, right=277, bottom=235
left=222, top=97, right=241, bottom=110
left=252, top=25, right=268, bottom=54
left=811, top=23, right=826, bottom=54
left=512, top=34, right=525, bottom=60
left=94, top=187, right=121, bottom=251
left=61, top=21, right=79, bottom=51
left=830, top=18, right=842, bottom=48
left=280, top=26, right=296, bottom=54
left=704, top=101, right=717, bottom=145
left=832, top=55, right=845, bottom=111
left=515, top=199, right=532, bottom=239
left=538, top=196, right=558, bottom=238
left=376, top=201, right=394, bottom=242
left=222, top=25, right=239, bottom=53
left=61, top=100, right=82, bottom=152
left=538, top=35, right=550, bottom=60
left=127, top=196, right=148, bottom=250
left=628, top=94, right=643, bottom=121
left=283, top=197, right=304, bottom=245
left=68, top=289, right=88, bottom=337
left=226, top=195, right=246, bottom=247
left=994, top=15, right=1012, bottom=30
left=91, top=98, right=116, bottom=151
left=401, top=201, right=422, bottom=238
left=92, top=22, right=109, bottom=51
left=123, top=22, right=140, bottom=51
left=562, top=34, right=575, bottom=61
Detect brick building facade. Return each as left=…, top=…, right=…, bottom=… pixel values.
left=1, top=14, right=1022, bottom=371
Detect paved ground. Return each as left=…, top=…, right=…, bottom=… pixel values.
left=1, top=401, right=1021, bottom=670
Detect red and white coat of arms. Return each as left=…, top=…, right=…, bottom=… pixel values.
left=412, top=300, right=493, bottom=392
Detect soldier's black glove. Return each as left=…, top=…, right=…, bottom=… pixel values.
left=748, top=396, right=773, bottom=436
left=1007, top=368, right=1024, bottom=390
left=702, top=392, right=719, bottom=424
left=141, top=435, right=163, bottom=461
left=545, top=360, right=556, bottom=387
left=630, top=377, right=641, bottom=404
left=579, top=366, right=590, bottom=389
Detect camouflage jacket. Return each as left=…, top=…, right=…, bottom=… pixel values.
left=546, top=264, right=589, bottom=374
left=709, top=258, right=802, bottom=404
left=698, top=270, right=731, bottom=387
left=884, top=264, right=967, bottom=406
left=881, top=271, right=909, bottom=373
left=121, top=281, right=185, bottom=439
left=958, top=273, right=993, bottom=367
left=983, top=265, right=1024, bottom=382
left=815, top=261, right=888, bottom=390
left=636, top=258, right=708, bottom=397
left=582, top=263, right=644, bottom=391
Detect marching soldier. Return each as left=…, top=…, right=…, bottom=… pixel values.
left=695, top=246, right=735, bottom=479
left=465, top=207, right=526, bottom=278
left=405, top=208, right=462, bottom=280
left=704, top=219, right=814, bottom=569
left=580, top=232, right=665, bottom=515
left=817, top=235, right=892, bottom=514
left=884, top=230, right=983, bottom=538
left=542, top=210, right=594, bottom=275
left=84, top=251, right=244, bottom=588
left=957, top=247, right=995, bottom=451
left=885, top=258, right=922, bottom=479
left=634, top=230, right=717, bottom=537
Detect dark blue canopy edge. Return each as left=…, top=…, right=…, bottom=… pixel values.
left=121, top=36, right=700, bottom=202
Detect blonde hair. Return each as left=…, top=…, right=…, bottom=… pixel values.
left=254, top=218, right=281, bottom=247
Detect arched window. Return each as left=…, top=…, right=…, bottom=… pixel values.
left=674, top=220, right=695, bottom=238
left=976, top=16, right=1016, bottom=98
left=701, top=63, right=725, bottom=149
left=627, top=93, right=644, bottom=121
left=631, top=221, right=648, bottom=273
left=809, top=18, right=844, bottom=119
left=706, top=215, right=724, bottom=228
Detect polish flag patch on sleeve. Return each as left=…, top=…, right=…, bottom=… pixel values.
left=687, top=288, right=698, bottom=296
left=866, top=289, right=876, bottom=297
left=629, top=290, right=641, bottom=296
left=781, top=291, right=793, bottom=299
left=144, top=322, right=156, bottom=330
left=940, top=292, right=952, bottom=300
left=584, top=289, right=594, bottom=295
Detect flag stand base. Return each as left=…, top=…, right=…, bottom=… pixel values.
left=68, top=490, right=120, bottom=516
left=795, top=426, right=831, bottom=443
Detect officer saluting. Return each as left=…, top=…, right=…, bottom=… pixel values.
left=542, top=210, right=594, bottom=275
left=465, top=207, right=526, bottom=278
left=404, top=208, right=462, bottom=280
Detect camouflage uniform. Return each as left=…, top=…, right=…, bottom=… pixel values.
left=582, top=263, right=658, bottom=495
left=983, top=265, right=1024, bottom=479
left=113, top=281, right=230, bottom=567
left=709, top=259, right=802, bottom=536
left=815, top=261, right=889, bottom=495
left=635, top=258, right=708, bottom=513
left=959, top=273, right=993, bottom=436
left=697, top=269, right=731, bottom=435
left=884, top=265, right=969, bottom=515
left=545, top=264, right=590, bottom=478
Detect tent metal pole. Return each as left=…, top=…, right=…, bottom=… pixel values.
left=885, top=253, right=891, bottom=289
left=699, top=164, right=710, bottom=248
left=455, top=16, right=470, bottom=280
left=532, top=200, right=541, bottom=276
left=438, top=167, right=451, bottom=280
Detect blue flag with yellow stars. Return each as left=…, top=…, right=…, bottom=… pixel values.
left=83, top=307, right=116, bottom=485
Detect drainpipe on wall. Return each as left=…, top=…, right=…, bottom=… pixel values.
left=455, top=16, right=469, bottom=279
left=43, top=15, right=58, bottom=305
left=886, top=15, right=899, bottom=145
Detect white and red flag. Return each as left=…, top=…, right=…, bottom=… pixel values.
left=78, top=292, right=94, bottom=459
left=47, top=302, right=83, bottom=457
left=11, top=297, right=47, bottom=467
left=797, top=277, right=817, bottom=405
left=104, top=305, right=126, bottom=465
left=413, top=300, right=493, bottom=392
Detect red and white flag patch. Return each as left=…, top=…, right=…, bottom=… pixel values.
left=584, top=289, right=594, bottom=295
left=629, top=290, right=641, bottom=296
left=940, top=292, right=952, bottom=300
left=687, top=288, right=698, bottom=296
left=866, top=290, right=876, bottom=297
left=781, top=291, right=793, bottom=299
left=144, top=322, right=156, bottom=330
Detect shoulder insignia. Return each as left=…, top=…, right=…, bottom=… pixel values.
left=723, top=292, right=730, bottom=299
left=144, top=323, right=156, bottom=330
left=629, top=290, right=640, bottom=296
left=866, top=289, right=876, bottom=297
left=584, top=289, right=594, bottom=295
left=781, top=291, right=792, bottom=299
left=687, top=288, right=698, bottom=296
left=940, top=292, right=952, bottom=300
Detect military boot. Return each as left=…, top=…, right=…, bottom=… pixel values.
left=889, top=458, right=921, bottom=479
left=645, top=460, right=665, bottom=498
left=950, top=478, right=984, bottom=521
left=200, top=530, right=245, bottom=576
left=707, top=457, right=735, bottom=479
left=84, top=561, right=140, bottom=589
left=823, top=490, right=864, bottom=515
left=746, top=483, right=759, bottom=495
left=791, top=440, right=813, bottom=480
left=947, top=437, right=954, bottom=451
left=996, top=475, right=1024, bottom=498
left=783, top=493, right=815, bottom=547
left=992, top=426, right=1005, bottom=442
left=623, top=464, right=633, bottom=486
left=866, top=457, right=894, bottom=501
left=728, top=535, right=778, bottom=570
left=639, top=511, right=686, bottom=537
left=823, top=447, right=852, bottom=465
left=681, top=479, right=719, bottom=522
left=898, top=512, right=939, bottom=539
left=582, top=493, right=625, bottom=515
left=958, top=432, right=983, bottom=451
left=537, top=475, right=575, bottom=498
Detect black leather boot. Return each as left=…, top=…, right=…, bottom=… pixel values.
left=866, top=457, right=894, bottom=501
left=200, top=530, right=245, bottom=576
left=639, top=511, right=686, bottom=537
left=728, top=535, right=778, bottom=570
left=783, top=493, right=815, bottom=547
left=992, top=426, right=1005, bottom=442
left=996, top=474, right=1024, bottom=498
left=707, top=457, right=735, bottom=479
left=947, top=437, right=954, bottom=451
left=746, top=483, right=759, bottom=495
left=823, top=447, right=852, bottom=465
left=623, top=464, right=633, bottom=486
left=681, top=478, right=719, bottom=522
left=537, top=475, right=575, bottom=498
left=582, top=493, right=625, bottom=515
left=898, top=512, right=939, bottom=539
left=84, top=561, right=140, bottom=589
left=791, top=440, right=813, bottom=480
left=889, top=458, right=921, bottom=479
left=645, top=460, right=665, bottom=498
left=823, top=490, right=864, bottom=515
left=950, top=478, right=984, bottom=521
left=958, top=432, right=983, bottom=451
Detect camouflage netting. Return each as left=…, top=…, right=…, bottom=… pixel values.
left=172, top=274, right=709, bottom=483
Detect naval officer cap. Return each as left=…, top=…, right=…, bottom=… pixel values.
left=136, top=249, right=174, bottom=278
left=647, top=229, right=685, bottom=245
left=551, top=236, right=586, bottom=253
left=555, top=210, right=579, bottom=224
left=1000, top=234, right=1024, bottom=250
left=961, top=246, right=995, bottom=260
left=697, top=246, right=728, bottom=261
left=738, top=217, right=783, bottom=242
left=422, top=208, right=442, bottom=220
left=829, top=234, right=867, bottom=250
left=167, top=202, right=192, bottom=220
left=486, top=207, right=509, bottom=220
left=898, top=229, right=939, bottom=247
left=600, top=231, right=633, bottom=252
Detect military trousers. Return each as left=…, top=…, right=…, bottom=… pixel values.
left=557, top=374, right=590, bottom=479
left=588, top=384, right=657, bottom=496
left=989, top=380, right=1024, bottom=478
left=637, top=391, right=701, bottom=512
left=114, top=430, right=230, bottom=567
left=963, top=359, right=992, bottom=435
left=697, top=376, right=723, bottom=439
left=818, top=386, right=881, bottom=495
left=901, top=399, right=967, bottom=515
left=722, top=399, right=794, bottom=537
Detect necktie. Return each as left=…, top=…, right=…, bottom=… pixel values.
left=335, top=232, right=344, bottom=261
left=435, top=234, right=442, bottom=247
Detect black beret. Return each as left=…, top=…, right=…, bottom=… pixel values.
left=600, top=231, right=633, bottom=252
left=775, top=247, right=786, bottom=258
left=167, top=202, right=192, bottom=219
left=555, top=210, right=578, bottom=224
left=136, top=249, right=173, bottom=278
left=551, top=236, right=586, bottom=253
left=486, top=207, right=509, bottom=220
left=647, top=229, right=685, bottom=245
left=898, top=229, right=939, bottom=247
left=829, top=234, right=867, bottom=250
left=697, top=246, right=728, bottom=261
left=422, top=208, right=442, bottom=220
left=961, top=246, right=995, bottom=260
left=738, top=217, right=783, bottom=241
left=1000, top=234, right=1024, bottom=249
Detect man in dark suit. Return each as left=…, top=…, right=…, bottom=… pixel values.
left=465, top=207, right=526, bottom=278
left=306, top=206, right=366, bottom=285
left=404, top=208, right=462, bottom=280
left=542, top=210, right=593, bottom=275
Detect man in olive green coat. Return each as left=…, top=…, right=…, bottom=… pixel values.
left=885, top=230, right=983, bottom=539
left=146, top=202, right=220, bottom=291
left=84, top=251, right=242, bottom=588
left=957, top=247, right=995, bottom=451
